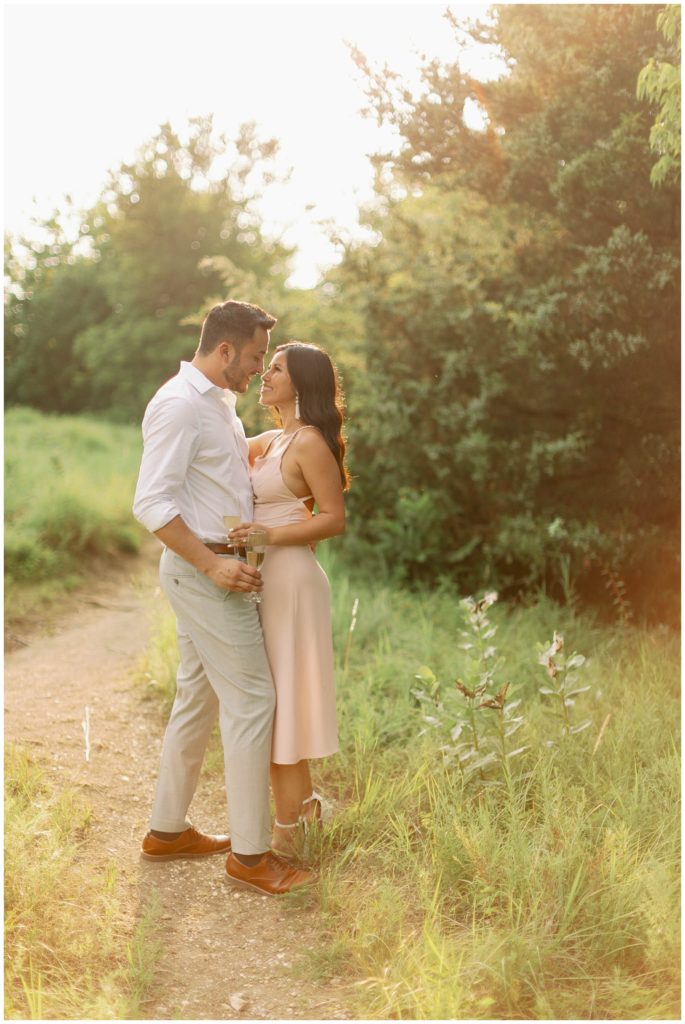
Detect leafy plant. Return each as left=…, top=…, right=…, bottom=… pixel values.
left=537, top=632, right=593, bottom=740
left=413, top=592, right=528, bottom=786
left=413, top=592, right=600, bottom=781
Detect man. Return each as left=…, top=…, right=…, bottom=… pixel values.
left=133, top=299, right=311, bottom=895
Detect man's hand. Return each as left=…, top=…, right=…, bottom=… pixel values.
left=154, top=517, right=263, bottom=593
left=206, top=556, right=263, bottom=593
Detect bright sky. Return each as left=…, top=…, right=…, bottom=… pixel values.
left=4, top=0, right=503, bottom=287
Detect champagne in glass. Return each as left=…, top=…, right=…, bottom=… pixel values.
left=246, top=547, right=265, bottom=570
left=223, top=512, right=240, bottom=533
left=244, top=527, right=268, bottom=604
left=222, top=487, right=245, bottom=554
left=222, top=511, right=244, bottom=558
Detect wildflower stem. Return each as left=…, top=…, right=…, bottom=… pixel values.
left=343, top=597, right=359, bottom=674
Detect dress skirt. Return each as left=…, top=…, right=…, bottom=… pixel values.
left=258, top=544, right=339, bottom=764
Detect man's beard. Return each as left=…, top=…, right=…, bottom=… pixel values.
left=222, top=356, right=248, bottom=393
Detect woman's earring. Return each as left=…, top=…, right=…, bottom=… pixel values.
left=295, top=393, right=301, bottom=419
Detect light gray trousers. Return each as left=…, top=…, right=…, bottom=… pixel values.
left=149, top=548, right=275, bottom=854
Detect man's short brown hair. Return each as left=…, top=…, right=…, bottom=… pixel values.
left=198, top=300, right=277, bottom=354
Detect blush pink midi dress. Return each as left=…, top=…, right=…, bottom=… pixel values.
left=251, top=427, right=339, bottom=765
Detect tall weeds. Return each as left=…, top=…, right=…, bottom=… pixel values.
left=4, top=745, right=162, bottom=1019
left=139, top=543, right=680, bottom=1020
left=314, top=549, right=680, bottom=1019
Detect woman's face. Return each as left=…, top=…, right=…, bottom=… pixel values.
left=259, top=350, right=296, bottom=408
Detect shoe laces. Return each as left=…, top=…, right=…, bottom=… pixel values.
left=265, top=850, right=302, bottom=876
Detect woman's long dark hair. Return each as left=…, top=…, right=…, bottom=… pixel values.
left=276, top=342, right=349, bottom=490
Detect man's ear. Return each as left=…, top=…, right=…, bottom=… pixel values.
left=219, top=340, right=236, bottom=362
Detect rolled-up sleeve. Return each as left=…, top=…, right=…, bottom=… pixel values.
left=133, top=395, right=200, bottom=533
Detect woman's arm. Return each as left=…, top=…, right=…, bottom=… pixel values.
left=233, top=430, right=345, bottom=547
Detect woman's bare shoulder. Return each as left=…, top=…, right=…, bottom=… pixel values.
left=292, top=426, right=335, bottom=460
left=294, top=425, right=327, bottom=446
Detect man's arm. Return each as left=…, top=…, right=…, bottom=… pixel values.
left=133, top=395, right=199, bottom=533
left=133, top=395, right=260, bottom=593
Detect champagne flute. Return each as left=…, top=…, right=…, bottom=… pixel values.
left=244, top=527, right=268, bottom=604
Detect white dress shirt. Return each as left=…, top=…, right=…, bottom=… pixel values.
left=133, top=361, right=253, bottom=542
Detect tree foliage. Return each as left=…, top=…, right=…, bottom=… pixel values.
left=5, top=117, right=292, bottom=420
left=338, top=4, right=679, bottom=620
left=637, top=4, right=681, bottom=186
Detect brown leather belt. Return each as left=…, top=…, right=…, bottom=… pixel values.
left=204, top=542, right=238, bottom=555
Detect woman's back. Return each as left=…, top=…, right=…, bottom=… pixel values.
left=252, top=428, right=315, bottom=530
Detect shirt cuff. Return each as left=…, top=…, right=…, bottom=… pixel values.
left=133, top=497, right=180, bottom=534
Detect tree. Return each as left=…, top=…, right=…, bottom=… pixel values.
left=637, top=4, right=681, bottom=186
left=5, top=117, right=292, bottom=420
left=5, top=208, right=112, bottom=413
left=340, top=4, right=680, bottom=619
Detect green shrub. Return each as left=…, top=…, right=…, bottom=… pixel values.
left=4, top=408, right=144, bottom=593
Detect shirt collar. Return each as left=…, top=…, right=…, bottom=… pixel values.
left=179, top=361, right=229, bottom=399
left=222, top=389, right=238, bottom=412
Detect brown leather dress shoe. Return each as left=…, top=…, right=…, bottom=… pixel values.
left=225, top=851, right=314, bottom=895
left=141, top=826, right=231, bottom=861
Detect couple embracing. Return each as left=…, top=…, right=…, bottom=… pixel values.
left=132, top=299, right=348, bottom=895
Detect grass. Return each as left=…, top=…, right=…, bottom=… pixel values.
left=6, top=410, right=678, bottom=1018
left=140, top=542, right=681, bottom=1020
left=5, top=407, right=144, bottom=620
left=4, top=745, right=162, bottom=1019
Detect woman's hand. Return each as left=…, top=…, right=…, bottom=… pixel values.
left=228, top=521, right=272, bottom=547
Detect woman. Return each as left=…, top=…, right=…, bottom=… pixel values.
left=229, top=342, right=349, bottom=856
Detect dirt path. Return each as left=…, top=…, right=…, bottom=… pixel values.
left=4, top=541, right=353, bottom=1021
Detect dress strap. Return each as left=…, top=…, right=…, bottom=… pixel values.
left=261, top=425, right=316, bottom=460
left=280, top=426, right=316, bottom=502
left=280, top=424, right=316, bottom=454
